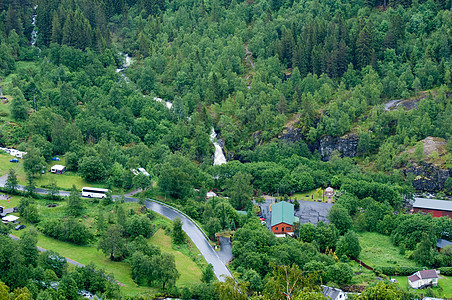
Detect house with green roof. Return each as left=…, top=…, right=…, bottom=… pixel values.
left=271, top=201, right=295, bottom=234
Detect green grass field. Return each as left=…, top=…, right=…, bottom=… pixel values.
left=0, top=152, right=106, bottom=190
left=12, top=199, right=202, bottom=296
left=357, top=232, right=417, bottom=268
left=392, top=275, right=452, bottom=298
left=150, top=229, right=203, bottom=287
left=0, top=195, right=21, bottom=208
left=276, top=188, right=336, bottom=203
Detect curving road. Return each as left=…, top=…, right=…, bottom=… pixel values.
left=125, top=197, right=232, bottom=281
left=0, top=175, right=232, bottom=282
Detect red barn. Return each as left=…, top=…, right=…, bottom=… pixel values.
left=412, top=198, right=452, bottom=218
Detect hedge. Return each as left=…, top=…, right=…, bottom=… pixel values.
left=375, top=266, right=452, bottom=276
left=374, top=266, right=419, bottom=276
left=439, top=267, right=452, bottom=276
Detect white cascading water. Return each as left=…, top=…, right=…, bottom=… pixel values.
left=31, top=6, right=40, bottom=51
left=210, top=128, right=227, bottom=166
left=153, top=97, right=173, bottom=109
left=115, top=52, right=224, bottom=166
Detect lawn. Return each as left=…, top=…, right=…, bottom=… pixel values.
left=0, top=152, right=106, bottom=190
left=150, top=229, right=203, bottom=287
left=12, top=201, right=202, bottom=296
left=357, top=232, right=417, bottom=268
left=0, top=195, right=21, bottom=209
left=14, top=227, right=153, bottom=296
left=276, top=188, right=336, bottom=203
left=392, top=275, right=452, bottom=298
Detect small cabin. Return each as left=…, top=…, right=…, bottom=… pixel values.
left=271, top=201, right=295, bottom=235
left=50, top=164, right=66, bottom=174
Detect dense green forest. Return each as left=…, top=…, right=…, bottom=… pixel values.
left=0, top=0, right=451, bottom=297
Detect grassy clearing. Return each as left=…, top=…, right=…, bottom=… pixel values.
left=392, top=275, right=452, bottom=298
left=349, top=260, right=377, bottom=285
left=275, top=188, right=335, bottom=203
left=357, top=232, right=417, bottom=268
left=15, top=227, right=155, bottom=296
left=13, top=200, right=202, bottom=295
left=0, top=152, right=106, bottom=190
left=0, top=195, right=21, bottom=208
left=150, top=229, right=203, bottom=287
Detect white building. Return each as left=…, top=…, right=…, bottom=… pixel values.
left=408, top=269, right=439, bottom=289
left=322, top=285, right=347, bottom=300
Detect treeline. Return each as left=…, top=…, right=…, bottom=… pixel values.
left=36, top=0, right=111, bottom=50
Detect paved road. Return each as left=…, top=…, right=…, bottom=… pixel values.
left=0, top=176, right=232, bottom=282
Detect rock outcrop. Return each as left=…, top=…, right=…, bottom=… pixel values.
left=319, top=134, right=359, bottom=161
left=278, top=127, right=304, bottom=143
left=404, top=163, right=451, bottom=192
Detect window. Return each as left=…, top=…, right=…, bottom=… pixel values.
left=282, top=227, right=284, bottom=232
left=275, top=227, right=278, bottom=231
left=287, top=227, right=291, bottom=231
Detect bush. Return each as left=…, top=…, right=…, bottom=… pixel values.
left=439, top=267, right=452, bottom=276
left=374, top=266, right=419, bottom=276
left=39, top=218, right=93, bottom=245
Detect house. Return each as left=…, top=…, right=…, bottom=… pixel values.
left=408, top=269, right=439, bottom=289
left=412, top=198, right=452, bottom=218
left=271, top=201, right=295, bottom=234
left=436, top=239, right=452, bottom=252
left=50, top=165, right=66, bottom=174
left=322, top=285, right=347, bottom=300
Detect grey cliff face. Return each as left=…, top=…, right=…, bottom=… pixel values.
left=319, top=134, right=359, bottom=161
left=404, top=163, right=451, bottom=192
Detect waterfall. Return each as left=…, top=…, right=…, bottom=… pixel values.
left=210, top=128, right=227, bottom=166
left=153, top=97, right=173, bottom=109
left=30, top=6, right=40, bottom=51
left=116, top=53, right=132, bottom=83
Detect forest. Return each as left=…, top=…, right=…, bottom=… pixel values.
left=0, top=0, right=451, bottom=297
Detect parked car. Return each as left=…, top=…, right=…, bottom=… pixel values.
left=14, top=225, right=25, bottom=230
left=51, top=157, right=61, bottom=161
left=10, top=158, right=19, bottom=163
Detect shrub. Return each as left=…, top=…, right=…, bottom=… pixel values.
left=439, top=267, right=452, bottom=276
left=374, top=266, right=419, bottom=276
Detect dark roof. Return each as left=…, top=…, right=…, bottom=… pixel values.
left=408, top=274, right=420, bottom=282
left=271, top=201, right=294, bottom=227
left=419, top=269, right=438, bottom=279
left=413, top=198, right=452, bottom=212
left=437, top=239, right=452, bottom=249
left=322, top=285, right=342, bottom=300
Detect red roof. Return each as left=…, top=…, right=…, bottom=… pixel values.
left=419, top=269, right=438, bottom=279
left=408, top=269, right=438, bottom=283
left=408, top=274, right=420, bottom=282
